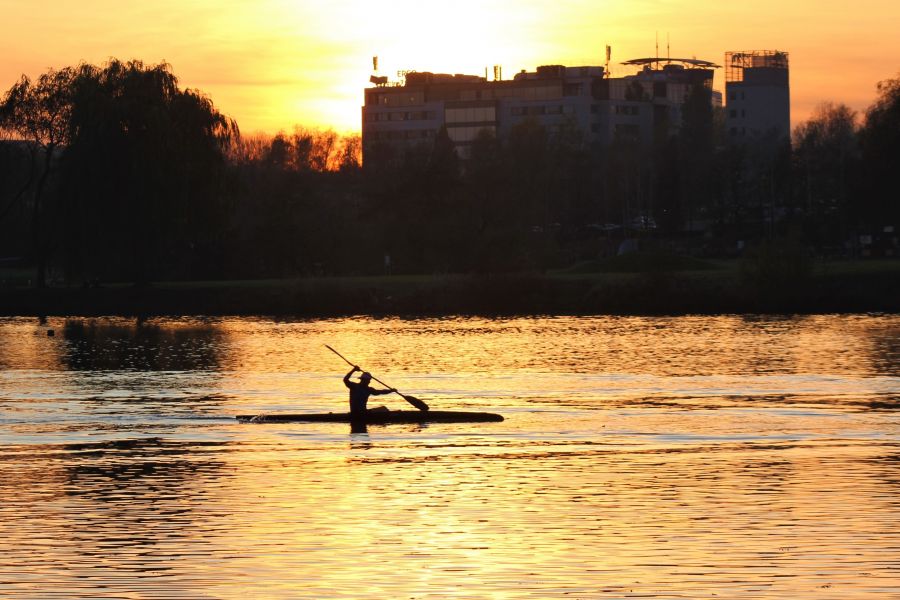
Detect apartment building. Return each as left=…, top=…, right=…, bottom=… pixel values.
left=361, top=57, right=719, bottom=165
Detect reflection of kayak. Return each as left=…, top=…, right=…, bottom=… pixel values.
left=236, top=411, right=504, bottom=424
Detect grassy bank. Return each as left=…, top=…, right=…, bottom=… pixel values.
left=1, top=259, right=898, bottom=317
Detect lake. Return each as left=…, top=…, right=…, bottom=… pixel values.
left=1, top=314, right=898, bottom=598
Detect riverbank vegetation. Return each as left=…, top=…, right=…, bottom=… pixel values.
left=1, top=59, right=898, bottom=316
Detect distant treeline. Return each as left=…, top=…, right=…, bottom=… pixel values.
left=0, top=59, right=898, bottom=287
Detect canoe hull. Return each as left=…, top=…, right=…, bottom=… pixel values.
left=236, top=410, right=504, bottom=424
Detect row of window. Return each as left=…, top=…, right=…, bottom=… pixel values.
left=446, top=106, right=496, bottom=124
left=458, top=84, right=561, bottom=102
left=563, top=83, right=583, bottom=97
left=366, top=129, right=436, bottom=141
left=366, top=110, right=437, bottom=123
left=510, top=105, right=574, bottom=116
left=590, top=104, right=642, bottom=116
left=368, top=122, right=644, bottom=143
left=370, top=93, right=425, bottom=107
left=369, top=103, right=652, bottom=123
left=615, top=105, right=640, bottom=116
left=447, top=125, right=496, bottom=143
left=728, top=109, right=748, bottom=119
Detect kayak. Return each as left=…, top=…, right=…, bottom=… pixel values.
left=236, top=410, right=504, bottom=424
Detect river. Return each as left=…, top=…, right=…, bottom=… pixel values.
left=1, top=315, right=898, bottom=598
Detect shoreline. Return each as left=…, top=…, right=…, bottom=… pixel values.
left=2, top=262, right=898, bottom=317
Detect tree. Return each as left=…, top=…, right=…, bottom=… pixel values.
left=337, top=134, right=362, bottom=173
left=60, top=60, right=237, bottom=283
left=859, top=74, right=900, bottom=228
left=793, top=103, right=860, bottom=245
left=428, top=125, right=459, bottom=186
left=678, top=83, right=715, bottom=232
left=0, top=67, right=78, bottom=286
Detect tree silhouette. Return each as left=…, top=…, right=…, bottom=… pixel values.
left=793, top=103, right=859, bottom=246
left=859, top=74, right=900, bottom=228
left=61, top=60, right=237, bottom=284
left=0, top=67, right=78, bottom=286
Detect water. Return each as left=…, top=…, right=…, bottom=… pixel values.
left=1, top=315, right=898, bottom=599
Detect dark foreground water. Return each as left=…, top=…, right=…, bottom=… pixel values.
left=1, top=315, right=899, bottom=599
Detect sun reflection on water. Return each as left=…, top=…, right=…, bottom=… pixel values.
left=0, top=315, right=898, bottom=598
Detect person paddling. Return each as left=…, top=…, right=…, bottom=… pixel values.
left=344, top=366, right=396, bottom=415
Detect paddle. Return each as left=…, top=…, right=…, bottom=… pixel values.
left=325, top=344, right=430, bottom=411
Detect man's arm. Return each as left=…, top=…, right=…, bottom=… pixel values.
left=344, top=365, right=360, bottom=388
left=370, top=387, right=397, bottom=396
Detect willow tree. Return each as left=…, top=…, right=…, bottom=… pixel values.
left=61, top=60, right=238, bottom=283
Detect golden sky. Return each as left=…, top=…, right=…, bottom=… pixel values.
left=1, top=0, right=898, bottom=134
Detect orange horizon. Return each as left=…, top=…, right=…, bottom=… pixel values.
left=1, top=1, right=898, bottom=135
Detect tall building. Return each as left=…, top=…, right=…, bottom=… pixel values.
left=724, top=50, right=790, bottom=142
left=361, top=57, right=719, bottom=166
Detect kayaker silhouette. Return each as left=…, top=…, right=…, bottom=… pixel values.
left=344, top=366, right=396, bottom=415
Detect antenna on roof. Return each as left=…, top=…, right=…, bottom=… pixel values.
left=605, top=45, right=612, bottom=77
left=655, top=31, right=659, bottom=67
left=667, top=33, right=670, bottom=63
left=373, top=56, right=378, bottom=73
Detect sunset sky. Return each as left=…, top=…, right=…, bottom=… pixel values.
left=1, top=0, right=898, bottom=134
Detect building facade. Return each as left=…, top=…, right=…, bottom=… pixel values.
left=361, top=58, right=719, bottom=166
left=724, top=50, right=790, bottom=142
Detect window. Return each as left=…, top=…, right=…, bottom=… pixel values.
left=729, top=109, right=737, bottom=118
left=547, top=105, right=563, bottom=115
left=511, top=106, right=525, bottom=116
left=563, top=83, right=582, bottom=97
left=447, top=125, right=497, bottom=143
left=741, top=109, right=746, bottom=118
left=445, top=106, right=496, bottom=123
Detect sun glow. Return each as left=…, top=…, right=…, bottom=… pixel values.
left=1, top=0, right=899, bottom=133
